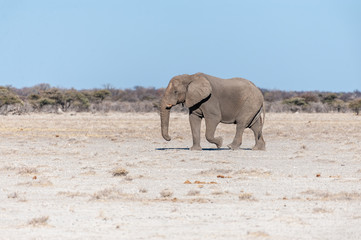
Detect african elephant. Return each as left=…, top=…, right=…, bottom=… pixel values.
left=160, top=73, right=265, bottom=150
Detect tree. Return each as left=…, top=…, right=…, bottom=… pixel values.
left=331, top=99, right=346, bottom=113
left=63, top=90, right=90, bottom=111
left=321, top=93, right=338, bottom=104
left=349, top=99, right=361, bottom=115
left=93, top=90, right=111, bottom=102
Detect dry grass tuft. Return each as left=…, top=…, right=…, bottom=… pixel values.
left=199, top=168, right=232, bottom=176
left=160, top=189, right=173, bottom=198
left=189, top=198, right=211, bottom=203
left=28, top=216, right=49, bottom=226
left=212, top=190, right=224, bottom=195
left=91, top=188, right=124, bottom=201
left=18, top=167, right=38, bottom=175
left=301, top=189, right=361, bottom=201
left=80, top=170, right=96, bottom=176
left=18, top=179, right=53, bottom=187
left=139, top=188, right=147, bottom=193
left=234, top=168, right=272, bottom=177
left=0, top=166, right=17, bottom=171
left=187, top=190, right=200, bottom=196
left=7, top=192, right=27, bottom=202
left=57, top=191, right=88, bottom=198
left=112, top=168, right=129, bottom=177
left=313, top=207, right=333, bottom=213
left=239, top=193, right=257, bottom=201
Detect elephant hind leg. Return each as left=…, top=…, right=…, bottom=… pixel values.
left=227, top=124, right=245, bottom=150
left=250, top=117, right=265, bottom=150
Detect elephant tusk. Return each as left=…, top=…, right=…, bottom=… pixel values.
left=166, top=104, right=173, bottom=108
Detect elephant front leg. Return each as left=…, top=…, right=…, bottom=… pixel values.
left=205, top=119, right=223, bottom=148
left=189, top=114, right=202, bottom=150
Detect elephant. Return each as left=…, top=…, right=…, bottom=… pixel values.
left=160, top=73, right=265, bottom=151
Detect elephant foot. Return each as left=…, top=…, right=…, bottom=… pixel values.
left=252, top=143, right=266, bottom=150
left=227, top=143, right=240, bottom=150
left=190, top=145, right=202, bottom=151
left=215, top=137, right=223, bottom=148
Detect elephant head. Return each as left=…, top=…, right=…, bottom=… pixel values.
left=160, top=73, right=212, bottom=141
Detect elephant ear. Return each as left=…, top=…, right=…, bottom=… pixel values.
left=185, top=76, right=212, bottom=108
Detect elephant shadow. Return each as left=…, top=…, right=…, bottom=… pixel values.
left=155, top=147, right=252, bottom=151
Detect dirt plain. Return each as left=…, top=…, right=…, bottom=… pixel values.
left=0, top=112, right=360, bottom=239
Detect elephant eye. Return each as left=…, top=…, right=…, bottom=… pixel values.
left=174, top=90, right=178, bottom=94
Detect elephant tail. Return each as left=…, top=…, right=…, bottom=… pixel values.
left=261, top=103, right=265, bottom=125
left=247, top=104, right=265, bottom=128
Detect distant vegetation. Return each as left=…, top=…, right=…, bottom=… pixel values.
left=1, top=84, right=361, bottom=115
left=262, top=89, right=361, bottom=114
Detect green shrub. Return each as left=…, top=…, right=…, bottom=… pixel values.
left=28, top=94, right=41, bottom=101
left=283, top=97, right=308, bottom=106
left=322, top=93, right=338, bottom=104
left=37, top=98, right=56, bottom=107
left=93, top=90, right=111, bottom=102
left=63, top=90, right=90, bottom=111
left=0, top=87, right=23, bottom=107
left=28, top=88, right=63, bottom=109
left=43, top=88, right=64, bottom=105
left=73, top=92, right=90, bottom=110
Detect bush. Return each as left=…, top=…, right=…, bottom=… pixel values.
left=300, top=92, right=319, bottom=103
left=93, top=90, right=111, bottom=102
left=331, top=99, right=346, bottom=112
left=0, top=87, right=23, bottom=107
left=28, top=88, right=62, bottom=109
left=283, top=97, right=308, bottom=106
left=28, top=94, right=41, bottom=101
left=63, top=90, right=90, bottom=111
left=349, top=99, right=361, bottom=115
left=321, top=93, right=338, bottom=104
left=37, top=98, right=56, bottom=107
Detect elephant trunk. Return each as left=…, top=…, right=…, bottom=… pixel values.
left=160, top=101, right=172, bottom=141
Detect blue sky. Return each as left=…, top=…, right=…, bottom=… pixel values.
left=0, top=0, right=360, bottom=91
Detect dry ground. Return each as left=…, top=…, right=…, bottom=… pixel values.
left=0, top=112, right=360, bottom=239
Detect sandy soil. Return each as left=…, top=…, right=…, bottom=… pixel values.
left=0, top=112, right=360, bottom=239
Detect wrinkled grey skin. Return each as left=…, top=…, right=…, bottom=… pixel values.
left=160, top=73, right=265, bottom=150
